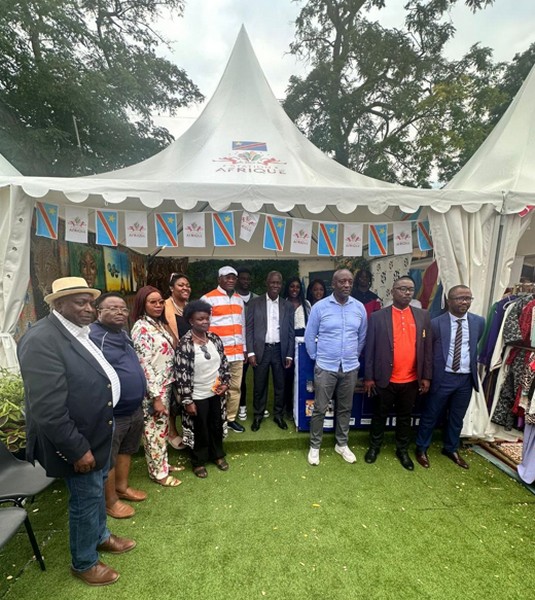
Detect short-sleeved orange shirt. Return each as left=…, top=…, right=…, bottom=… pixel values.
left=391, top=307, right=417, bottom=383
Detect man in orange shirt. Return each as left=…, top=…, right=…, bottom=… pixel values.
left=363, top=276, right=433, bottom=470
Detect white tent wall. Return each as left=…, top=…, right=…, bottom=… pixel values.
left=0, top=185, right=34, bottom=371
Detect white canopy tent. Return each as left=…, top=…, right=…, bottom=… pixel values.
left=429, top=63, right=535, bottom=439
left=0, top=27, right=528, bottom=370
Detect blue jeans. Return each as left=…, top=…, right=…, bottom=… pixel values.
left=65, top=460, right=111, bottom=572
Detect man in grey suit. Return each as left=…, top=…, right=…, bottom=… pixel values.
left=18, top=277, right=136, bottom=586
left=364, top=276, right=433, bottom=470
left=246, top=271, right=295, bottom=431
left=415, top=285, right=485, bottom=469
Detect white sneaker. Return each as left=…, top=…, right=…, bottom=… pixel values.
left=335, top=445, right=356, bottom=464
left=263, top=409, right=270, bottom=418
left=307, top=447, right=320, bottom=466
left=238, top=407, right=247, bottom=421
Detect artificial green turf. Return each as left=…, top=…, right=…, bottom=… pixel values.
left=1, top=426, right=535, bottom=600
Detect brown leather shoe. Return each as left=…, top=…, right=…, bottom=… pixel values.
left=106, top=500, right=135, bottom=519
left=415, top=451, right=430, bottom=469
left=71, top=561, right=119, bottom=586
left=441, top=449, right=469, bottom=469
left=97, top=534, right=136, bottom=554
left=116, top=487, right=147, bottom=502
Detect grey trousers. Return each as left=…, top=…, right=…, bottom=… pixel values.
left=309, top=365, right=359, bottom=449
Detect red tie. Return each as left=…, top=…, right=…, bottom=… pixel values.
left=452, top=319, right=463, bottom=372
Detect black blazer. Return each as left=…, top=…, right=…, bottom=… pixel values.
left=364, top=305, right=433, bottom=388
left=246, top=295, right=295, bottom=365
left=17, top=314, right=115, bottom=478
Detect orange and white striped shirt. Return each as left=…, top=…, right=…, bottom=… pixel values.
left=201, top=287, right=246, bottom=362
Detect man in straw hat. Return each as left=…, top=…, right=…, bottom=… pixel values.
left=18, top=277, right=136, bottom=586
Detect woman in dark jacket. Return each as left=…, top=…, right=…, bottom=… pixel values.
left=174, top=300, right=231, bottom=478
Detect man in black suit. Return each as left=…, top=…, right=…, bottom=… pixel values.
left=364, top=276, right=433, bottom=470
left=246, top=271, right=295, bottom=431
left=415, top=285, right=485, bottom=469
left=18, top=277, right=136, bottom=586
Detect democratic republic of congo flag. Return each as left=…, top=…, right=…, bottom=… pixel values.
left=155, top=213, right=178, bottom=247
left=317, top=223, right=338, bottom=256
left=212, top=212, right=236, bottom=247
left=263, top=216, right=286, bottom=251
left=417, top=221, right=433, bottom=251
left=232, top=141, right=267, bottom=152
left=96, top=210, right=118, bottom=246
left=368, top=224, right=388, bottom=256
left=35, top=202, right=59, bottom=239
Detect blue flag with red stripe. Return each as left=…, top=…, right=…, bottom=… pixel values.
left=96, top=210, right=118, bottom=246
left=212, top=212, right=236, bottom=247
left=263, top=216, right=286, bottom=251
left=317, top=223, right=338, bottom=256
left=35, top=202, right=59, bottom=239
left=155, top=213, right=178, bottom=247
left=369, top=224, right=388, bottom=256
left=417, top=221, right=433, bottom=251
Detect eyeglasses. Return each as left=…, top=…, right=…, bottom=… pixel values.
left=393, top=286, right=415, bottom=293
left=200, top=345, right=211, bottom=360
left=98, top=307, right=130, bottom=315
left=450, top=296, right=474, bottom=302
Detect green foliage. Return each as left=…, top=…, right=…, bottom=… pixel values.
left=187, top=260, right=300, bottom=299
left=283, top=0, right=514, bottom=186
left=0, top=368, right=26, bottom=452
left=0, top=0, right=203, bottom=176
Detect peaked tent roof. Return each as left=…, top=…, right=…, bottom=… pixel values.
left=0, top=26, right=520, bottom=221
left=447, top=61, right=535, bottom=197
left=0, top=153, right=21, bottom=176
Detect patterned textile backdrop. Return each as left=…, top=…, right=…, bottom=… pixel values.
left=370, top=256, right=412, bottom=304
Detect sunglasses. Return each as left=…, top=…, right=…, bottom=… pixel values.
left=200, top=344, right=211, bottom=360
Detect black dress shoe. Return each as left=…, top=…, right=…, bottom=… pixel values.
left=415, top=450, right=430, bottom=469
left=441, top=449, right=469, bottom=469
left=364, top=448, right=379, bottom=464
left=273, top=416, right=288, bottom=430
left=251, top=418, right=262, bottom=432
left=396, top=450, right=414, bottom=471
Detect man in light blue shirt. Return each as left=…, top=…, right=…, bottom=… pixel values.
left=304, top=269, right=367, bottom=465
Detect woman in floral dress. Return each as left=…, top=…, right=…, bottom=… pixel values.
left=131, top=285, right=183, bottom=487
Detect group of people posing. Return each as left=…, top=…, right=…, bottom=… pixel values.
left=17, top=265, right=484, bottom=586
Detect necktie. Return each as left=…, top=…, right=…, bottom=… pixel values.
left=452, top=319, right=463, bottom=372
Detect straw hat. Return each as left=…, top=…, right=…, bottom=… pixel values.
left=44, top=277, right=101, bottom=304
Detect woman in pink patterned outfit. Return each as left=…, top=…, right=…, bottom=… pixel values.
left=131, top=286, right=183, bottom=487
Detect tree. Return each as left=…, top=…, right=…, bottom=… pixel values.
left=283, top=0, right=507, bottom=186
left=0, top=0, right=203, bottom=176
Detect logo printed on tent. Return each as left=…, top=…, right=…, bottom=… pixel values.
left=232, top=141, right=267, bottom=151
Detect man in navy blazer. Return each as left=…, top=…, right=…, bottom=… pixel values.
left=18, top=277, right=135, bottom=586
left=415, top=285, right=485, bottom=469
left=246, top=271, right=295, bottom=431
